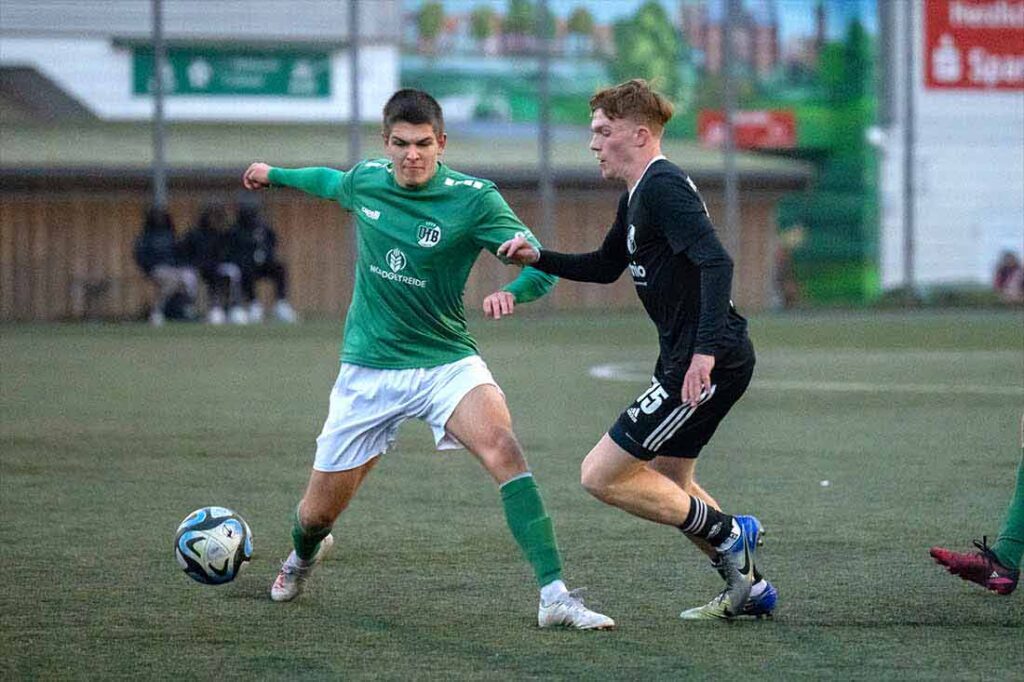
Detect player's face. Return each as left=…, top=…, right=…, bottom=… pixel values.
left=384, top=122, right=447, bottom=188
left=590, top=109, right=639, bottom=183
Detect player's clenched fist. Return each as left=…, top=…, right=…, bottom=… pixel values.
left=242, top=162, right=272, bottom=190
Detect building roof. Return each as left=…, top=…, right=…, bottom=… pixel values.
left=0, top=118, right=813, bottom=190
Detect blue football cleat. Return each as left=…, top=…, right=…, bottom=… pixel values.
left=682, top=515, right=773, bottom=620
left=732, top=515, right=762, bottom=583
left=740, top=581, right=778, bottom=618
left=735, top=514, right=765, bottom=547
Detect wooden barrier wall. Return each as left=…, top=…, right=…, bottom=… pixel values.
left=0, top=182, right=783, bottom=321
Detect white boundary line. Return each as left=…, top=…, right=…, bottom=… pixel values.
left=588, top=362, right=1024, bottom=397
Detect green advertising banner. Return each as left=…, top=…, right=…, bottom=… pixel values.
left=133, top=48, right=330, bottom=97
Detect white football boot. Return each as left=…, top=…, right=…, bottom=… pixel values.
left=270, top=533, right=334, bottom=602
left=228, top=306, right=250, bottom=325
left=206, top=306, right=226, bottom=325
left=248, top=301, right=264, bottom=323
left=538, top=589, right=615, bottom=630
left=274, top=300, right=298, bottom=323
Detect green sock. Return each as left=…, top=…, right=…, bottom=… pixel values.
left=500, top=474, right=563, bottom=587
left=291, top=505, right=332, bottom=562
left=992, top=450, right=1024, bottom=570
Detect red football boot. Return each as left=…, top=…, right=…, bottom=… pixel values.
left=930, top=536, right=1019, bottom=595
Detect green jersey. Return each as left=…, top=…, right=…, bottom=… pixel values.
left=268, top=161, right=556, bottom=369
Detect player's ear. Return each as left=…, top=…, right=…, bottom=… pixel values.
left=437, top=132, right=447, bottom=156
left=635, top=125, right=652, bottom=148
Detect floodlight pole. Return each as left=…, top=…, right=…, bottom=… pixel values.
left=151, top=0, right=168, bottom=209
left=721, top=0, right=741, bottom=258
left=537, top=0, right=555, bottom=246
left=901, top=0, right=916, bottom=295
left=349, top=0, right=362, bottom=166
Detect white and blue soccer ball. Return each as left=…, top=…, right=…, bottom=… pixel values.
left=174, top=506, right=253, bottom=585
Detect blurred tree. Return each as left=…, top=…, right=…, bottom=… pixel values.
left=417, top=2, right=445, bottom=47
left=819, top=19, right=871, bottom=105
left=567, top=6, right=595, bottom=36
left=538, top=4, right=557, bottom=41
left=609, top=1, right=684, bottom=99
left=839, top=20, right=871, bottom=102
left=470, top=6, right=497, bottom=43
left=504, top=0, right=535, bottom=35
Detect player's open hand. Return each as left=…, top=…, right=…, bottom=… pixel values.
left=682, top=353, right=715, bottom=406
left=242, top=162, right=272, bottom=190
left=482, top=291, right=516, bottom=320
left=496, top=233, right=540, bottom=265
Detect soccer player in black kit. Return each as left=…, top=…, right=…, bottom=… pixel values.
left=499, top=79, right=776, bottom=620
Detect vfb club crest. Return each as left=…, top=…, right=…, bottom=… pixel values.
left=386, top=248, right=407, bottom=273
left=417, top=222, right=441, bottom=248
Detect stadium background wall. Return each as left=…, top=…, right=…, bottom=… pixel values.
left=0, top=171, right=798, bottom=321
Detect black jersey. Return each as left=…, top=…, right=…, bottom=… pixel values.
left=535, top=159, right=752, bottom=390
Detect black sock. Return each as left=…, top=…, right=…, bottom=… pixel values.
left=678, top=496, right=734, bottom=547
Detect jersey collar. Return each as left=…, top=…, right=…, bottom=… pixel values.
left=628, top=155, right=667, bottom=204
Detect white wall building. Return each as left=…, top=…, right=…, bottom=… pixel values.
left=0, top=0, right=401, bottom=123
left=878, top=0, right=1024, bottom=291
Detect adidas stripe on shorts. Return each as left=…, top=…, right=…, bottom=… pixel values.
left=608, top=357, right=754, bottom=460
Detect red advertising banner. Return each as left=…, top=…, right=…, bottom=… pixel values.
left=925, top=0, right=1024, bottom=90
left=698, top=110, right=797, bottom=150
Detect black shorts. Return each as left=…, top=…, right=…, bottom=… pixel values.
left=608, top=357, right=754, bottom=461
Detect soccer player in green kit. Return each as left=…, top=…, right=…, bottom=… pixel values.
left=241, top=89, right=613, bottom=629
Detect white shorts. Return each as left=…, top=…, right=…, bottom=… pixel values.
left=313, top=355, right=499, bottom=472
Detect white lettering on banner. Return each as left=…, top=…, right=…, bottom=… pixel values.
left=949, top=1, right=1024, bottom=29
left=968, top=47, right=1024, bottom=85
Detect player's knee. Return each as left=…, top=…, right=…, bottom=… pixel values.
left=476, top=427, right=527, bottom=478
left=579, top=458, right=612, bottom=501
left=485, top=427, right=523, bottom=462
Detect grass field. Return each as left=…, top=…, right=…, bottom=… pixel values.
left=2, top=311, right=1022, bottom=680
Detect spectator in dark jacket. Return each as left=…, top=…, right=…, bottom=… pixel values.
left=180, top=203, right=247, bottom=324
left=994, top=251, right=1023, bottom=304
left=133, top=206, right=198, bottom=325
left=229, top=199, right=298, bottom=323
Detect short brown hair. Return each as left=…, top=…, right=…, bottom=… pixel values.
left=589, top=79, right=674, bottom=133
left=382, top=88, right=445, bottom=137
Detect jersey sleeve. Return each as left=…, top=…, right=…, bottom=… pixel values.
left=686, top=232, right=735, bottom=356
left=472, top=187, right=557, bottom=303
left=646, top=174, right=715, bottom=255
left=472, top=187, right=542, bottom=252
left=533, top=193, right=629, bottom=284
left=268, top=166, right=352, bottom=207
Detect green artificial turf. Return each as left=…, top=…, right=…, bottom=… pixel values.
left=2, top=311, right=1022, bottom=679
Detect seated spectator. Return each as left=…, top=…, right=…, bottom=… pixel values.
left=994, top=251, right=1023, bottom=304
left=133, top=206, right=198, bottom=326
left=180, top=203, right=247, bottom=325
left=229, top=198, right=298, bottom=323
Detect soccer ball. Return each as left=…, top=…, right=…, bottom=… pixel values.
left=174, top=506, right=253, bottom=585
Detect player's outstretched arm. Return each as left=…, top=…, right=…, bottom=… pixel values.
left=241, top=164, right=345, bottom=200
left=242, top=162, right=272, bottom=190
